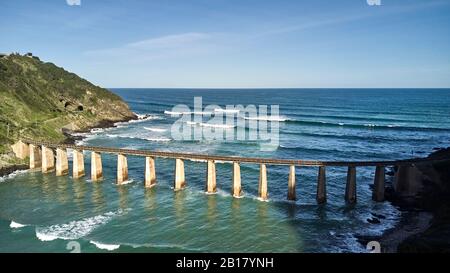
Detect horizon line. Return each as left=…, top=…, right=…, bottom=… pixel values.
left=107, top=87, right=450, bottom=90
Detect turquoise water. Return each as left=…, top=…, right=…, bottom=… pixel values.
left=1, top=89, right=449, bottom=252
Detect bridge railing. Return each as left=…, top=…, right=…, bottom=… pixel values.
left=16, top=138, right=437, bottom=203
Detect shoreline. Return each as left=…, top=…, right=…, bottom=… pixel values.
left=62, top=116, right=139, bottom=145
left=357, top=147, right=450, bottom=252
left=357, top=210, right=433, bottom=253
left=0, top=115, right=139, bottom=178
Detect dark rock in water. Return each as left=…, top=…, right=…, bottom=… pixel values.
left=367, top=218, right=381, bottom=224
left=0, top=164, right=28, bottom=177
left=371, top=213, right=386, bottom=219
left=139, top=114, right=151, bottom=120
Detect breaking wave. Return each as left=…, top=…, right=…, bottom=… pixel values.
left=144, top=127, right=167, bottom=132
left=35, top=209, right=127, bottom=242
left=10, top=221, right=26, bottom=228
left=164, top=110, right=212, bottom=116
left=286, top=119, right=450, bottom=131
left=213, top=108, right=240, bottom=114
left=105, top=134, right=171, bottom=142
left=186, top=121, right=236, bottom=129
left=241, top=115, right=289, bottom=122
left=0, top=170, right=28, bottom=183
left=90, top=241, right=121, bottom=251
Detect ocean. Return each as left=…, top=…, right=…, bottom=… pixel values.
left=1, top=89, right=449, bottom=253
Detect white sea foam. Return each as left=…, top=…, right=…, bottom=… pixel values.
left=144, top=127, right=167, bottom=132
left=164, top=110, right=182, bottom=116
left=0, top=170, right=28, bottom=183
left=36, top=233, right=59, bottom=242
left=10, top=221, right=26, bottom=228
left=213, top=108, right=240, bottom=114
left=144, top=137, right=171, bottom=142
left=279, top=144, right=296, bottom=149
left=113, top=114, right=161, bottom=127
left=75, top=140, right=84, bottom=145
left=185, top=121, right=235, bottom=129
left=364, top=123, right=376, bottom=127
left=35, top=209, right=126, bottom=242
left=71, top=132, right=89, bottom=137
left=241, top=115, right=288, bottom=122
left=215, top=188, right=233, bottom=198
left=135, top=113, right=148, bottom=119
left=90, top=241, right=121, bottom=251
left=129, top=116, right=160, bottom=123
left=164, top=110, right=212, bottom=116
left=338, top=122, right=345, bottom=126
left=90, top=128, right=104, bottom=133
left=106, top=134, right=170, bottom=142
left=215, top=160, right=233, bottom=164
left=187, top=158, right=207, bottom=163
left=119, top=179, right=134, bottom=185
left=74, top=134, right=100, bottom=145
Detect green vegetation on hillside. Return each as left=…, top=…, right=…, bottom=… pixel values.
left=0, top=53, right=136, bottom=162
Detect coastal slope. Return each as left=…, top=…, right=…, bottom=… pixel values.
left=0, top=53, right=136, bottom=167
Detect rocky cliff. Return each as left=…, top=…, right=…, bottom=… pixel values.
left=386, top=148, right=450, bottom=252
left=0, top=53, right=136, bottom=165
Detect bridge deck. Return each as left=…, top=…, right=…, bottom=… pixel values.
left=22, top=139, right=435, bottom=167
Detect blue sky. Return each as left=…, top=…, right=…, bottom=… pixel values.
left=1, top=0, right=449, bottom=88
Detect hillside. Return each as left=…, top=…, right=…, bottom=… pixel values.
left=0, top=53, right=136, bottom=163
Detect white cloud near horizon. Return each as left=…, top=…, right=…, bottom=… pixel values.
left=128, top=32, right=210, bottom=49
left=84, top=32, right=222, bottom=62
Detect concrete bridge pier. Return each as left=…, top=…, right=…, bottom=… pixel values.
left=145, top=157, right=156, bottom=188
left=393, top=164, right=422, bottom=197
left=41, top=146, right=55, bottom=173
left=345, top=166, right=357, bottom=203
left=72, top=149, right=85, bottom=178
left=91, top=152, right=103, bottom=181
left=117, top=154, right=128, bottom=184
left=174, top=158, right=185, bottom=190
left=372, top=166, right=385, bottom=202
left=316, top=166, right=327, bottom=204
left=206, top=160, right=216, bottom=193
left=55, top=148, right=69, bottom=176
left=232, top=162, right=242, bottom=197
left=287, top=165, right=296, bottom=201
left=29, top=144, right=42, bottom=169
left=258, top=164, right=268, bottom=200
